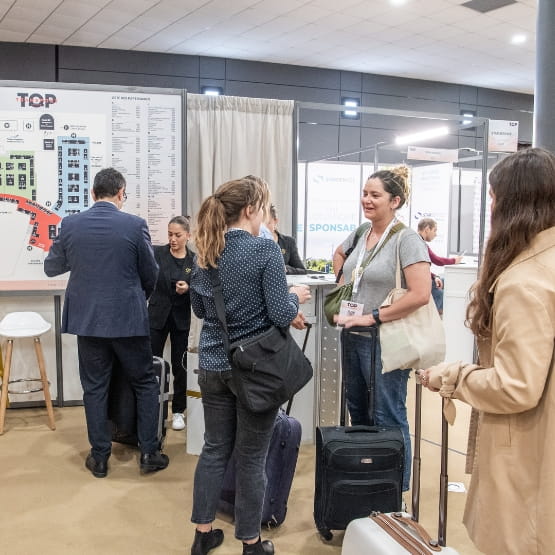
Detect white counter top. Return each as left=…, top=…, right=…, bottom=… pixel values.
left=286, top=273, right=336, bottom=286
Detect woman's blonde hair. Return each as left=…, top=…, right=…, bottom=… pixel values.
left=368, top=166, right=411, bottom=208
left=194, top=176, right=270, bottom=269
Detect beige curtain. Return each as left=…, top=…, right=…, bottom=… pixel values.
left=186, top=94, right=295, bottom=233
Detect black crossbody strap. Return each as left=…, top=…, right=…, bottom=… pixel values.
left=207, top=267, right=233, bottom=364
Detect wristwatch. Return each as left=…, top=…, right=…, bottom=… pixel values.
left=372, top=308, right=382, bottom=326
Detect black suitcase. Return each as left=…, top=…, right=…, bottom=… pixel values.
left=218, top=323, right=311, bottom=528
left=108, top=355, right=170, bottom=449
left=314, top=326, right=404, bottom=540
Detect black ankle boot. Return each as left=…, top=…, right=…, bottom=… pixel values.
left=191, top=528, right=224, bottom=555
left=242, top=538, right=274, bottom=555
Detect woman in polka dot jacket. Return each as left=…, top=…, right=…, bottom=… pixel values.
left=189, top=176, right=311, bottom=555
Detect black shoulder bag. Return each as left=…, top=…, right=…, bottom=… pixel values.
left=208, top=268, right=313, bottom=413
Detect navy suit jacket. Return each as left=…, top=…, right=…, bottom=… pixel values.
left=44, top=201, right=159, bottom=337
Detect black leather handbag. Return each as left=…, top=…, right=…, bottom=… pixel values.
left=209, top=268, right=313, bottom=413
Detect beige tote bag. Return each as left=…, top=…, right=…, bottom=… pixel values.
left=379, top=230, right=446, bottom=373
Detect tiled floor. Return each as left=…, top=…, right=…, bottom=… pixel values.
left=1, top=387, right=482, bottom=554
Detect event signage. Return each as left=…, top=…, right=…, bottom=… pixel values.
left=487, top=120, right=519, bottom=152
left=0, top=83, right=183, bottom=290
left=407, top=146, right=459, bottom=163
left=410, top=163, right=452, bottom=268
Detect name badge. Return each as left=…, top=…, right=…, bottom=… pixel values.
left=339, top=300, right=364, bottom=318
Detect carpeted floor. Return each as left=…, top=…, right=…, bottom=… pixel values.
left=1, top=388, right=482, bottom=554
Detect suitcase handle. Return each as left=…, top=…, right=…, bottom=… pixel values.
left=345, top=425, right=382, bottom=434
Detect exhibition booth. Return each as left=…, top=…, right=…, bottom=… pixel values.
left=0, top=80, right=516, bottom=446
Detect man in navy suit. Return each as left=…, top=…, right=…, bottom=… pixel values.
left=44, top=167, right=169, bottom=477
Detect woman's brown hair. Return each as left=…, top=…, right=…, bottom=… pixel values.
left=369, top=166, right=411, bottom=208
left=194, top=176, right=270, bottom=269
left=467, top=147, right=555, bottom=339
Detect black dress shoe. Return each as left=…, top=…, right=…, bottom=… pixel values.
left=139, top=451, right=169, bottom=474
left=191, top=528, right=224, bottom=555
left=85, top=453, right=108, bottom=478
left=242, top=538, right=274, bottom=555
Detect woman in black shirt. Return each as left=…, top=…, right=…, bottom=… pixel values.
left=148, top=216, right=194, bottom=431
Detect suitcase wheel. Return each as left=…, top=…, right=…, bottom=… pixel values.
left=318, top=528, right=333, bottom=541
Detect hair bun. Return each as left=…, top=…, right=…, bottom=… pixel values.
left=392, top=165, right=409, bottom=181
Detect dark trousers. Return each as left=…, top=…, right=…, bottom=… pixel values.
left=77, top=335, right=159, bottom=460
left=191, top=369, right=278, bottom=540
left=150, top=312, right=189, bottom=413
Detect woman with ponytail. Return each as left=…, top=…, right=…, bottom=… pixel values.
left=189, top=177, right=311, bottom=555
left=419, top=148, right=555, bottom=555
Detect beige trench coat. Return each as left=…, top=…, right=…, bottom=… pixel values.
left=429, top=227, right=555, bottom=555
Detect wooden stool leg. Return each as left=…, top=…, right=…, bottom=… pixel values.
left=0, top=340, right=13, bottom=435
left=34, top=337, right=56, bottom=431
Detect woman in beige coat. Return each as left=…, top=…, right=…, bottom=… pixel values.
left=419, top=147, right=555, bottom=555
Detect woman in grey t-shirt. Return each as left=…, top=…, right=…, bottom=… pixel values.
left=332, top=166, right=431, bottom=492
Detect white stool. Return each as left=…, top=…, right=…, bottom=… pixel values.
left=0, top=312, right=56, bottom=434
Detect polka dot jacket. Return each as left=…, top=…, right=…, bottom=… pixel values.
left=190, top=229, right=299, bottom=371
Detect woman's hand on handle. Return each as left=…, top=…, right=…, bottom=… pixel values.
left=415, top=369, right=440, bottom=392
left=291, top=311, right=307, bottom=330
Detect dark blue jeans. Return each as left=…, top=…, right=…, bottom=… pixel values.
left=77, top=335, right=160, bottom=460
left=191, top=369, right=278, bottom=540
left=341, top=330, right=411, bottom=491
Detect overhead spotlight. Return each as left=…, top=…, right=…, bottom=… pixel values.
left=395, top=126, right=449, bottom=145
left=510, top=34, right=526, bottom=45
left=201, top=86, right=224, bottom=96
left=341, top=97, right=360, bottom=119
left=390, top=0, right=409, bottom=5
left=461, top=110, right=476, bottom=126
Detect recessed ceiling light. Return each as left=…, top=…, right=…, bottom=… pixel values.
left=510, top=34, right=527, bottom=45
left=390, top=0, right=408, bottom=5
left=395, top=126, right=449, bottom=145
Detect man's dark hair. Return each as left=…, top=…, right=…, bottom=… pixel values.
left=93, top=168, right=126, bottom=199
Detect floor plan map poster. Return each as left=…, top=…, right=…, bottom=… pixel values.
left=0, top=83, right=183, bottom=290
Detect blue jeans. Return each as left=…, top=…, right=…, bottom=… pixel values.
left=341, top=330, right=412, bottom=491
left=191, top=369, right=278, bottom=540
left=431, top=276, right=444, bottom=313
left=77, top=335, right=160, bottom=460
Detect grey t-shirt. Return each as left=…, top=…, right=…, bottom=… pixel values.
left=341, top=224, right=430, bottom=315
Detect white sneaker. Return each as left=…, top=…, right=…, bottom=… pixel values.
left=172, top=412, right=186, bottom=430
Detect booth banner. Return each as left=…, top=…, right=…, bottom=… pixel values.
left=488, top=120, right=519, bottom=152
left=0, top=83, right=183, bottom=290
left=407, top=146, right=458, bottom=163
left=409, top=163, right=452, bottom=268
left=299, top=162, right=362, bottom=266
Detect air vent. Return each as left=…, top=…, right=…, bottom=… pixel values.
left=462, top=0, right=517, bottom=13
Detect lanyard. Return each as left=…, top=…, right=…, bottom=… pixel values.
left=352, top=218, right=397, bottom=294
